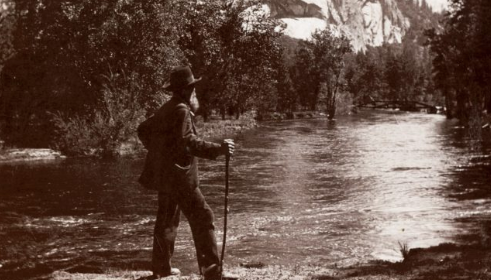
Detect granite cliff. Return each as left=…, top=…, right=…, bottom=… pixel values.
left=263, top=0, right=413, bottom=51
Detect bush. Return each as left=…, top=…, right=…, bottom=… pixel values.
left=398, top=241, right=410, bottom=261
left=1, top=1, right=183, bottom=150
left=52, top=71, right=147, bottom=157
left=51, top=113, right=97, bottom=156
left=334, top=92, right=355, bottom=116
left=195, top=111, right=257, bottom=140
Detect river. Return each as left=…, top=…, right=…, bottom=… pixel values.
left=1, top=110, right=490, bottom=279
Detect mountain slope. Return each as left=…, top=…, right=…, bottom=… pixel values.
left=264, top=0, right=437, bottom=51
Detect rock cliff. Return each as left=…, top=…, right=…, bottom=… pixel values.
left=263, top=0, right=412, bottom=51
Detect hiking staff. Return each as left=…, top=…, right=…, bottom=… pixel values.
left=220, top=140, right=233, bottom=280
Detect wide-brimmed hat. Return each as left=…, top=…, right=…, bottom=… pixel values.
left=164, top=66, right=202, bottom=92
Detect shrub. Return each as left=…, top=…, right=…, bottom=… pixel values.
left=195, top=111, right=257, bottom=140
left=52, top=71, right=147, bottom=157
left=334, top=92, right=355, bottom=116
left=398, top=241, right=410, bottom=261
left=1, top=1, right=183, bottom=149
left=51, top=113, right=98, bottom=156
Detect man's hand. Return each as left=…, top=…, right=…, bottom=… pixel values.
left=221, top=139, right=235, bottom=158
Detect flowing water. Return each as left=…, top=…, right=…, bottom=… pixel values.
left=1, top=110, right=490, bottom=279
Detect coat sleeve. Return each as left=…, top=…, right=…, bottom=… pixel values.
left=175, top=107, right=223, bottom=160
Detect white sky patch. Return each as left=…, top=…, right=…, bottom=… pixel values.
left=420, top=0, right=449, bottom=12
left=280, top=18, right=327, bottom=40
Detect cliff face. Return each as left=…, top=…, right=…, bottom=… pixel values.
left=263, top=0, right=411, bottom=51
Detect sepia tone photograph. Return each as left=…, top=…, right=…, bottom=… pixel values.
left=0, top=0, right=490, bottom=279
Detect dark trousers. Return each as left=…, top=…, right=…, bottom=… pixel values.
left=152, top=187, right=219, bottom=275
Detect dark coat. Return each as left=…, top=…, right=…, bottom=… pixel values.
left=138, top=96, right=222, bottom=192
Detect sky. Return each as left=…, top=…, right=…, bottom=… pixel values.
left=423, top=0, right=449, bottom=12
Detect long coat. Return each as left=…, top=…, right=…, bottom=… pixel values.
left=138, top=96, right=222, bottom=192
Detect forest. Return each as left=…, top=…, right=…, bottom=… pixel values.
left=0, top=0, right=488, bottom=156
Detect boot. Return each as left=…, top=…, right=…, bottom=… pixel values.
left=202, top=264, right=239, bottom=280
left=202, top=264, right=220, bottom=280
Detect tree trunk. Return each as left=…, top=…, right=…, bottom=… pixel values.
left=221, top=107, right=226, bottom=120
left=444, top=87, right=453, bottom=119
left=456, top=89, right=469, bottom=121
left=328, top=74, right=341, bottom=120
left=327, top=92, right=335, bottom=120
left=486, top=89, right=491, bottom=114
left=329, top=92, right=337, bottom=120
left=202, top=109, right=209, bottom=122
left=468, top=85, right=483, bottom=142
left=312, top=83, right=320, bottom=111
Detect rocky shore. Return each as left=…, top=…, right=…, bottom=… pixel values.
left=50, top=238, right=491, bottom=280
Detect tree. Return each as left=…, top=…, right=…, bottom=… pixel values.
left=0, top=0, right=288, bottom=153
left=273, top=48, right=296, bottom=113
left=0, top=1, right=15, bottom=71
left=0, top=0, right=185, bottom=150
left=292, top=28, right=352, bottom=118
left=174, top=0, right=283, bottom=120
left=425, top=28, right=456, bottom=118
left=350, top=47, right=386, bottom=101
left=427, top=0, right=491, bottom=141
left=291, top=46, right=317, bottom=110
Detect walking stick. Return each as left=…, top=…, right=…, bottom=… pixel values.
left=220, top=154, right=230, bottom=280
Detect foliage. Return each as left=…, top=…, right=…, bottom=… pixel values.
left=51, top=113, right=96, bottom=156
left=194, top=112, right=257, bottom=140
left=291, top=44, right=317, bottom=110
left=333, top=89, right=354, bottom=117
left=52, top=71, right=146, bottom=156
left=344, top=39, right=438, bottom=109
left=0, top=0, right=454, bottom=154
left=0, top=1, right=15, bottom=70
left=173, top=0, right=283, bottom=120
left=398, top=241, right=411, bottom=261
left=291, top=28, right=352, bottom=119
left=273, top=50, right=296, bottom=113
left=426, top=0, right=491, bottom=142
left=0, top=0, right=286, bottom=154
left=0, top=0, right=184, bottom=148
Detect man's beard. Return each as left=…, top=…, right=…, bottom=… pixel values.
left=189, top=91, right=200, bottom=113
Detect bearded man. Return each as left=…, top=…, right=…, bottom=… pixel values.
left=137, top=66, right=235, bottom=280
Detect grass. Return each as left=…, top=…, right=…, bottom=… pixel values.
left=35, top=234, right=491, bottom=280
left=398, top=242, right=410, bottom=261
left=195, top=113, right=257, bottom=140
left=51, top=265, right=338, bottom=280
left=116, top=113, right=257, bottom=156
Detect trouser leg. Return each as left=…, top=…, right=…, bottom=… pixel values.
left=177, top=187, right=219, bottom=274
left=152, top=191, right=180, bottom=275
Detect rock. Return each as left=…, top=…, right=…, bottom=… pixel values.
left=263, top=0, right=411, bottom=51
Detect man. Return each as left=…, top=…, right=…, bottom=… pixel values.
left=138, top=66, right=235, bottom=280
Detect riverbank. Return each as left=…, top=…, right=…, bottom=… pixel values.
left=50, top=238, right=491, bottom=280
left=118, top=114, right=257, bottom=156
left=195, top=113, right=258, bottom=140
left=0, top=115, right=258, bottom=160
left=0, top=148, right=65, bottom=163
left=106, top=114, right=258, bottom=156
left=50, top=222, right=491, bottom=280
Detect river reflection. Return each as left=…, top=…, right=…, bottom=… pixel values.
left=0, top=110, right=490, bottom=279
